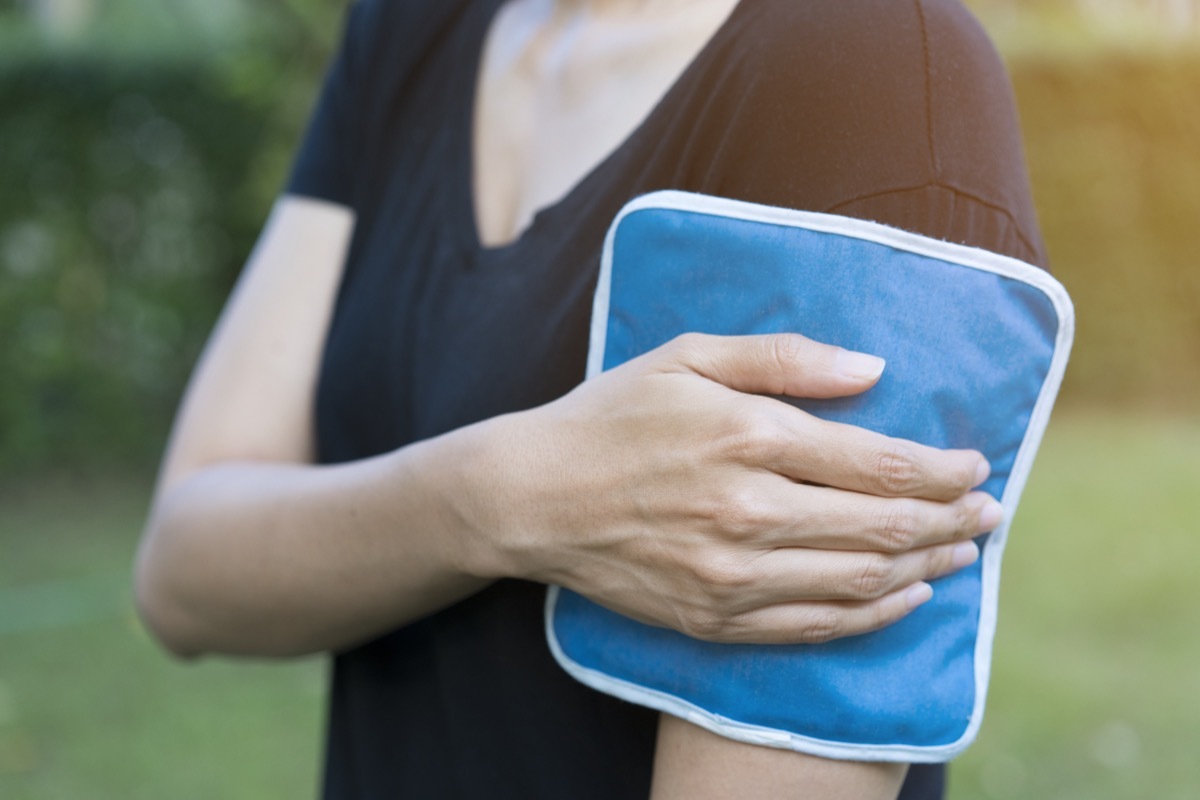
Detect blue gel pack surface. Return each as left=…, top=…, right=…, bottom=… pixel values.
left=545, top=191, right=1074, bottom=763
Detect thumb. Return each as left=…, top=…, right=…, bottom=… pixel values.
left=654, top=332, right=885, bottom=399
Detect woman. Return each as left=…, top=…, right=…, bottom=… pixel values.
left=134, top=0, right=1044, bottom=797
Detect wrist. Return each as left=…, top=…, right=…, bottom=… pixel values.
left=424, top=409, right=553, bottom=584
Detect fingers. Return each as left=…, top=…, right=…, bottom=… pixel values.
left=761, top=413, right=990, bottom=502
left=706, top=539, right=980, bottom=615
left=599, top=331, right=1003, bottom=647
left=646, top=332, right=989, bottom=502
left=686, top=585, right=935, bottom=645
left=654, top=332, right=885, bottom=400
left=673, top=479, right=999, bottom=639
left=753, top=485, right=1003, bottom=553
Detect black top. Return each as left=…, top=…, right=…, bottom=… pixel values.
left=287, top=0, right=1045, bottom=797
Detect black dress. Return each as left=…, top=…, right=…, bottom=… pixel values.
left=287, top=1, right=1046, bottom=797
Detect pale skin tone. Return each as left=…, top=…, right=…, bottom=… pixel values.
left=135, top=0, right=1001, bottom=796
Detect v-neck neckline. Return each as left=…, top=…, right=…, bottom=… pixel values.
left=452, top=0, right=749, bottom=261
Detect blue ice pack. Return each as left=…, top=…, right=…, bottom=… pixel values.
left=545, top=190, right=1073, bottom=762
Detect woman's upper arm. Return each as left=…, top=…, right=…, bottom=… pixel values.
left=645, top=0, right=1043, bottom=793
left=154, top=0, right=383, bottom=490
left=157, top=195, right=354, bottom=491
left=651, top=714, right=907, bottom=800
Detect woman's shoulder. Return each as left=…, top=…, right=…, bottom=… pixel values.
left=683, top=0, right=1044, bottom=263
left=729, top=0, right=1007, bottom=100
left=326, top=0, right=490, bottom=131
left=693, top=0, right=1016, bottom=191
left=729, top=0, right=1023, bottom=161
left=340, top=0, right=480, bottom=59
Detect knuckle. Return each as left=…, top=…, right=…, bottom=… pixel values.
left=680, top=610, right=728, bottom=641
left=953, top=461, right=978, bottom=496
left=871, top=442, right=921, bottom=496
left=724, top=417, right=782, bottom=466
left=695, top=552, right=753, bottom=595
left=769, top=334, right=806, bottom=370
left=951, top=497, right=976, bottom=536
left=878, top=499, right=920, bottom=552
left=931, top=543, right=959, bottom=576
left=796, top=608, right=841, bottom=644
left=852, top=554, right=895, bottom=599
left=662, top=332, right=705, bottom=363
left=707, top=486, right=767, bottom=539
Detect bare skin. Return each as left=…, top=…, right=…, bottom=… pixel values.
left=653, top=715, right=908, bottom=799
left=474, top=0, right=744, bottom=245
left=135, top=0, right=997, bottom=796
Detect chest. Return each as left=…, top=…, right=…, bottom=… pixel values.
left=317, top=1, right=747, bottom=460
left=471, top=0, right=739, bottom=248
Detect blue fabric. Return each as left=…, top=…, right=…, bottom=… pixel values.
left=549, top=198, right=1067, bottom=757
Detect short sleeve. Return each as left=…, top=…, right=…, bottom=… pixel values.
left=285, top=2, right=370, bottom=206
left=689, top=0, right=1047, bottom=268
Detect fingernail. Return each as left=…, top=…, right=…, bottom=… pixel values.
left=906, top=582, right=934, bottom=610
left=973, top=459, right=991, bottom=487
left=978, top=499, right=1004, bottom=532
left=952, top=541, right=980, bottom=569
left=836, top=350, right=885, bottom=380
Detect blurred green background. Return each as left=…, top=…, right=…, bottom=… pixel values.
left=0, top=0, right=1197, bottom=797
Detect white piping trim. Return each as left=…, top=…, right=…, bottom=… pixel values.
left=555, top=190, right=1075, bottom=762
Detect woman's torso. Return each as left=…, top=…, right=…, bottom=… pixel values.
left=297, top=0, right=1042, bottom=795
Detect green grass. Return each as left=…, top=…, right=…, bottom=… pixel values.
left=1, top=413, right=1197, bottom=798
left=950, top=413, right=1200, bottom=799
left=0, top=476, right=324, bottom=799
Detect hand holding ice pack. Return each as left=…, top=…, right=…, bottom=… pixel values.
left=545, top=190, right=1073, bottom=763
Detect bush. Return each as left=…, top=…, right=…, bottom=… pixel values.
left=0, top=53, right=290, bottom=473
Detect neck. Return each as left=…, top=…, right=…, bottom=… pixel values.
left=544, top=0, right=703, bottom=19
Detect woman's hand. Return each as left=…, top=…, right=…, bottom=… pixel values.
left=138, top=196, right=994, bottom=659
left=458, top=332, right=998, bottom=644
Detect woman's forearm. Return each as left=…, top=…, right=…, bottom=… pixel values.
left=133, top=196, right=515, bottom=658
left=135, top=420, right=502, bottom=659
left=137, top=330, right=996, bottom=660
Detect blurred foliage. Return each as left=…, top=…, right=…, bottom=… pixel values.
left=0, top=2, right=1197, bottom=476
left=0, top=1, right=345, bottom=476
left=1, top=58, right=275, bottom=472
left=1012, top=53, right=1200, bottom=410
